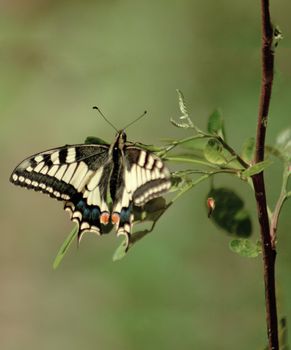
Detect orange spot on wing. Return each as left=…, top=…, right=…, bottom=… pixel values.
left=100, top=212, right=110, bottom=225
left=111, top=212, right=120, bottom=225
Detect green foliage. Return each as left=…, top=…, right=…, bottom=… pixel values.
left=54, top=95, right=289, bottom=269
left=170, top=89, right=194, bottom=129
left=207, top=109, right=225, bottom=140
left=241, top=137, right=255, bottom=163
left=229, top=239, right=261, bottom=258
left=242, top=160, right=273, bottom=177
left=204, top=138, right=226, bottom=165
left=276, top=128, right=291, bottom=161
left=85, top=136, right=109, bottom=145
left=207, top=187, right=252, bottom=237
left=53, top=225, right=78, bottom=269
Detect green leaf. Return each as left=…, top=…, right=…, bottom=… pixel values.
left=241, top=137, right=255, bottom=163
left=208, top=187, right=252, bottom=237
left=233, top=209, right=253, bottom=237
left=53, top=225, right=79, bottom=269
left=165, top=154, right=214, bottom=167
left=275, top=128, right=291, bottom=161
left=84, top=136, right=109, bottom=145
left=112, top=239, right=128, bottom=261
left=229, top=239, right=261, bottom=258
left=242, top=160, right=272, bottom=177
left=276, top=128, right=291, bottom=148
left=174, top=136, right=206, bottom=151
left=207, top=109, right=225, bottom=139
left=204, top=138, right=226, bottom=165
left=134, top=142, right=164, bottom=152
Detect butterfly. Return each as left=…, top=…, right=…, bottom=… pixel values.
left=10, top=128, right=171, bottom=250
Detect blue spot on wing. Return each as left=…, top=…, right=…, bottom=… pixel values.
left=76, top=200, right=86, bottom=211
left=91, top=207, right=100, bottom=221
left=75, top=198, right=101, bottom=227
left=119, top=206, right=132, bottom=224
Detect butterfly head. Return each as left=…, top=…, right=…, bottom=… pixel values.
left=115, top=130, right=127, bottom=149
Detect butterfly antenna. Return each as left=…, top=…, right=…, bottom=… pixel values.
left=92, top=106, right=118, bottom=132
left=123, top=110, right=148, bottom=130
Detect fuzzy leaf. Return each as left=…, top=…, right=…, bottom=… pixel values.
left=204, top=139, right=226, bottom=165
left=171, top=89, right=194, bottom=128
left=176, top=89, right=189, bottom=117
left=242, top=160, right=272, bottom=177
left=207, top=187, right=252, bottom=237
left=53, top=225, right=79, bottom=269
left=207, top=109, right=225, bottom=139
left=241, top=137, right=255, bottom=163
left=229, top=239, right=261, bottom=258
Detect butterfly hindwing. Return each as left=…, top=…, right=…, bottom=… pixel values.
left=110, top=146, right=171, bottom=248
left=64, top=161, right=114, bottom=240
left=124, top=147, right=171, bottom=206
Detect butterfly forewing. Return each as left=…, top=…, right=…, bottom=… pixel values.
left=10, top=144, right=109, bottom=198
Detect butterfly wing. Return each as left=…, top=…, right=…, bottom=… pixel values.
left=111, top=146, right=171, bottom=249
left=10, top=144, right=112, bottom=240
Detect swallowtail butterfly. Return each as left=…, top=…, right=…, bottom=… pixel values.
left=10, top=130, right=171, bottom=250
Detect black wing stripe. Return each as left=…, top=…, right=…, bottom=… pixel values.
left=11, top=170, right=78, bottom=200
left=58, top=148, right=68, bottom=164
left=133, top=179, right=171, bottom=205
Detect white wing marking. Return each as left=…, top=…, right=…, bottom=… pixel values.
left=87, top=167, right=103, bottom=191
left=55, top=164, right=67, bottom=180
left=66, top=148, right=76, bottom=163
left=34, top=161, right=45, bottom=173
left=62, top=163, right=77, bottom=183
left=70, top=162, right=88, bottom=188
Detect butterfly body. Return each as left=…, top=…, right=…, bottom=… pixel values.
left=10, top=130, right=171, bottom=249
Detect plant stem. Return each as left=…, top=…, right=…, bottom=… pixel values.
left=216, top=136, right=249, bottom=169
left=270, top=166, right=290, bottom=247
left=251, top=1, right=278, bottom=349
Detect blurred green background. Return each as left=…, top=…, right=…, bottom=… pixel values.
left=1, top=1, right=291, bottom=349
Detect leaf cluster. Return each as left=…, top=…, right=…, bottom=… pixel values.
left=53, top=91, right=290, bottom=266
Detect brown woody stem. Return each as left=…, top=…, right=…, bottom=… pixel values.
left=251, top=1, right=278, bottom=349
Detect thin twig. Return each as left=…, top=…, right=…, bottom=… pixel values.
left=216, top=136, right=249, bottom=169
left=251, top=1, right=278, bottom=349
left=270, top=166, right=290, bottom=247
